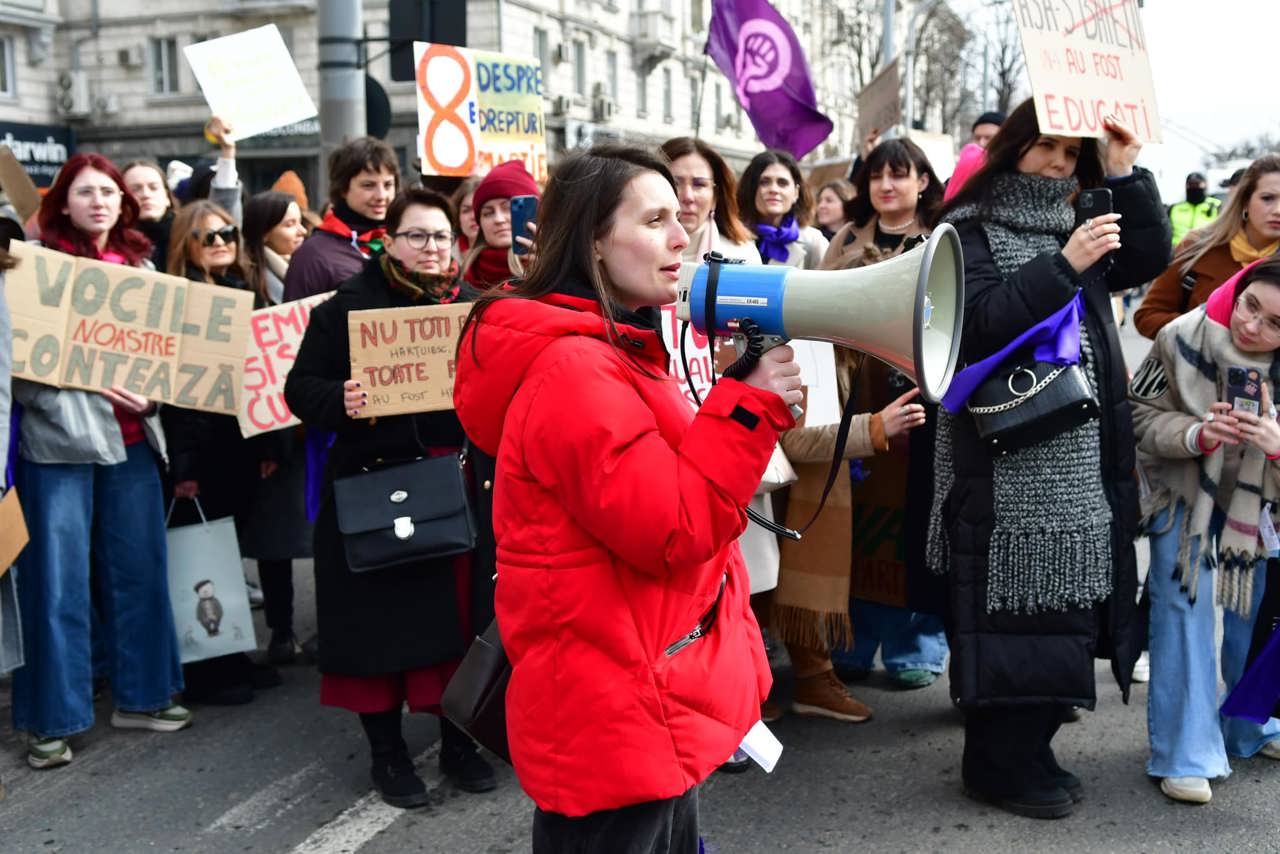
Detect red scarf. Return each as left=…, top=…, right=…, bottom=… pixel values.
left=463, top=245, right=514, bottom=289
left=318, top=209, right=386, bottom=257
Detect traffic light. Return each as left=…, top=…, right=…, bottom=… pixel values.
left=389, top=0, right=466, bottom=82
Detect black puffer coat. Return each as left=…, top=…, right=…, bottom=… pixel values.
left=943, top=168, right=1170, bottom=708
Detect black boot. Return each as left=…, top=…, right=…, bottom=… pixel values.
left=360, top=710, right=430, bottom=809
left=439, top=717, right=496, bottom=793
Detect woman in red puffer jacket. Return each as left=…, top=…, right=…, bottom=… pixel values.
left=454, top=145, right=800, bottom=853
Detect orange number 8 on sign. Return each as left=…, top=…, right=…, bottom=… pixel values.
left=416, top=44, right=476, bottom=176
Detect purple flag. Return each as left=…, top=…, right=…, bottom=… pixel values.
left=706, top=0, right=833, bottom=159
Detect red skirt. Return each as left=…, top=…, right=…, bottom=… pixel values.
left=320, top=552, right=472, bottom=715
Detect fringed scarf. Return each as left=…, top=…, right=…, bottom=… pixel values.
left=380, top=253, right=462, bottom=303
left=928, top=172, right=1114, bottom=614
left=1137, top=275, right=1277, bottom=616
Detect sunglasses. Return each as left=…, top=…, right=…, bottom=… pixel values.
left=194, top=225, right=238, bottom=247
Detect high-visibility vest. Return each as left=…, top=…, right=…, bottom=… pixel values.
left=1169, top=197, right=1221, bottom=247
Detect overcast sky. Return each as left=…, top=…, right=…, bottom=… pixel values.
left=949, top=0, right=1278, bottom=201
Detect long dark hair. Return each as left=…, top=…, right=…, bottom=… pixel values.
left=167, top=199, right=247, bottom=283
left=848, top=138, right=944, bottom=228
left=38, top=153, right=152, bottom=264
left=243, top=191, right=298, bottom=301
left=461, top=144, right=675, bottom=369
left=737, top=148, right=814, bottom=231
left=659, top=136, right=752, bottom=244
left=932, top=99, right=1104, bottom=226
left=121, top=159, right=177, bottom=221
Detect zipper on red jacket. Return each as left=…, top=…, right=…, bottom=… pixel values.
left=664, top=574, right=728, bottom=656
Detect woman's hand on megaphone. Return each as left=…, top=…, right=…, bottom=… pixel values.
left=879, top=388, right=927, bottom=439
left=1062, top=212, right=1122, bottom=275
left=743, top=345, right=803, bottom=408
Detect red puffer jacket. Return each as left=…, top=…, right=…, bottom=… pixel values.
left=454, top=290, right=793, bottom=817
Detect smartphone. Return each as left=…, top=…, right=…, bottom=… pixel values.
left=1074, top=187, right=1113, bottom=228
left=1226, top=365, right=1263, bottom=416
left=509, top=194, right=538, bottom=256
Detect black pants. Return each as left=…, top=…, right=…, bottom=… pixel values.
left=532, top=787, right=699, bottom=854
left=962, top=703, right=1064, bottom=795
left=257, top=559, right=294, bottom=632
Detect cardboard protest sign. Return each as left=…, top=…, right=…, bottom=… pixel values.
left=8, top=242, right=253, bottom=415
left=857, top=59, right=900, bottom=146
left=184, top=25, right=318, bottom=142
left=414, top=42, right=548, bottom=182
left=0, top=146, right=42, bottom=223
left=0, top=488, right=29, bottom=577
left=659, top=303, right=716, bottom=407
left=239, top=292, right=333, bottom=437
left=1013, top=0, right=1162, bottom=142
left=347, top=303, right=473, bottom=418
left=906, top=131, right=956, bottom=182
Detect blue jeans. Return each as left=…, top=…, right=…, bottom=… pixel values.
left=1147, top=506, right=1280, bottom=779
left=11, top=443, right=183, bottom=738
left=831, top=599, right=949, bottom=673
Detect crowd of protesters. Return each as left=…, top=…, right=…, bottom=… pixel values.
left=0, top=96, right=1278, bottom=849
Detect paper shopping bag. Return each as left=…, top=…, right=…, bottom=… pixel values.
left=166, top=506, right=257, bottom=664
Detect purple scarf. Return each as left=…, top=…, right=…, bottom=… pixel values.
left=941, top=292, right=1084, bottom=413
left=756, top=215, right=800, bottom=264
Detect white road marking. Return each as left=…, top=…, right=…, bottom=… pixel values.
left=206, top=759, right=327, bottom=833
left=290, top=745, right=441, bottom=854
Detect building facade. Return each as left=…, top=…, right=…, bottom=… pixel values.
left=0, top=0, right=952, bottom=198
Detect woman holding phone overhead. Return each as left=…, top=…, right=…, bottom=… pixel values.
left=927, top=99, right=1170, bottom=818
left=1129, top=257, right=1280, bottom=806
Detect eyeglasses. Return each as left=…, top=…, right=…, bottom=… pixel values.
left=1234, top=292, right=1280, bottom=339
left=194, top=225, right=238, bottom=247
left=393, top=229, right=454, bottom=250
left=675, top=177, right=715, bottom=194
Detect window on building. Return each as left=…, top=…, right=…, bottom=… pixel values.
left=151, top=37, right=180, bottom=95
left=714, top=82, right=722, bottom=126
left=691, top=0, right=705, bottom=31
left=606, top=50, right=618, bottom=103
left=573, top=40, right=586, bottom=97
left=0, top=37, right=14, bottom=98
left=636, top=70, right=648, bottom=117
left=662, top=67, right=672, bottom=121
left=534, top=28, right=550, bottom=90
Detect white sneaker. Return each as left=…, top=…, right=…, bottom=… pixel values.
left=1160, top=776, right=1211, bottom=804
left=1131, top=651, right=1150, bottom=683
left=1259, top=741, right=1280, bottom=760
left=245, top=578, right=264, bottom=609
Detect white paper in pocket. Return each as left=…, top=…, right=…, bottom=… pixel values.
left=737, top=719, right=783, bottom=773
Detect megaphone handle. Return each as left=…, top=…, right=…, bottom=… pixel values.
left=729, top=330, right=804, bottom=420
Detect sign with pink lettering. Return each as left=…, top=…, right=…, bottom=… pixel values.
left=1013, top=0, right=1162, bottom=143
left=238, top=292, right=332, bottom=437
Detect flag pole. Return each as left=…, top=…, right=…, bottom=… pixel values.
left=693, top=49, right=710, bottom=139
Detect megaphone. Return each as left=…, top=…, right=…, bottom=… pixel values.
left=676, top=223, right=964, bottom=404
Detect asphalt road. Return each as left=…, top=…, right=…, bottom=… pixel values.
left=3, top=313, right=1278, bottom=854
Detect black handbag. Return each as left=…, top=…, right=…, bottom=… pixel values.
left=442, top=619, right=512, bottom=763
left=966, top=357, right=1099, bottom=455
left=333, top=451, right=476, bottom=572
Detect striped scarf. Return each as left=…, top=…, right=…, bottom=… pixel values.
left=1143, top=309, right=1273, bottom=615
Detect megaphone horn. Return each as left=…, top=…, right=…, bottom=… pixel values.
left=676, top=224, right=964, bottom=404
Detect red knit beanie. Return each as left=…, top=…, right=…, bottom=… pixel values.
left=472, top=161, right=539, bottom=214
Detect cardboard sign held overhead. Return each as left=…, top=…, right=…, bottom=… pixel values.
left=414, top=42, right=548, bottom=182
left=857, top=59, right=901, bottom=148
left=184, top=25, right=318, bottom=142
left=348, top=303, right=473, bottom=418
left=7, top=242, right=254, bottom=415
left=239, top=292, right=333, bottom=438
left=0, top=146, right=42, bottom=223
left=1013, top=0, right=1162, bottom=143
